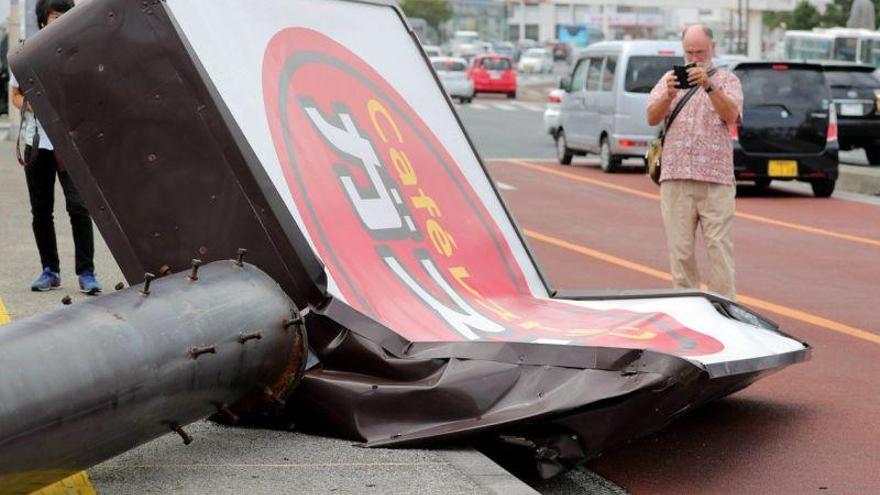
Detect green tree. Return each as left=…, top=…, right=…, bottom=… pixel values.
left=764, top=1, right=823, bottom=31
left=822, top=0, right=879, bottom=27
left=399, top=0, right=453, bottom=42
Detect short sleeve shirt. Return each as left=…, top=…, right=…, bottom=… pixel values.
left=10, top=71, right=54, bottom=151
left=647, top=67, right=742, bottom=185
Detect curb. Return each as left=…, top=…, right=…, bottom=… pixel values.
left=837, top=164, right=880, bottom=196
left=437, top=450, right=540, bottom=495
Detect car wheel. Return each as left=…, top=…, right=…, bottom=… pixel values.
left=755, top=178, right=772, bottom=188
left=599, top=137, right=620, bottom=173
left=865, top=147, right=880, bottom=165
left=507, top=92, right=516, bottom=99
left=556, top=130, right=573, bottom=166
left=811, top=179, right=835, bottom=198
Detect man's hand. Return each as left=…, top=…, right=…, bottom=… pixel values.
left=663, top=70, right=678, bottom=99
left=687, top=66, right=710, bottom=89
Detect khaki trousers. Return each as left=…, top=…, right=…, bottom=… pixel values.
left=660, top=179, right=736, bottom=300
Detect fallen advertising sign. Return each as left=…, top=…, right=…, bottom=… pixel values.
left=8, top=0, right=809, bottom=481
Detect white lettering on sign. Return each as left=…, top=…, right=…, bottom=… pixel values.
left=304, top=107, right=405, bottom=232
left=383, top=251, right=506, bottom=340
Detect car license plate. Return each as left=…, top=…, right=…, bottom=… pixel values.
left=840, top=103, right=863, bottom=116
left=768, top=160, right=798, bottom=177
left=489, top=70, right=501, bottom=79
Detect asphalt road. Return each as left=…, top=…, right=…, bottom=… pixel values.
left=452, top=92, right=880, bottom=493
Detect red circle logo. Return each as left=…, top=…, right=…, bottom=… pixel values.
left=263, top=28, right=722, bottom=356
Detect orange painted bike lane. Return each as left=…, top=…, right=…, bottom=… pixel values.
left=487, top=159, right=880, bottom=494
left=506, top=159, right=880, bottom=248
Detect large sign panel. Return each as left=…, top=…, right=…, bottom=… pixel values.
left=262, top=27, right=723, bottom=355
left=166, top=0, right=805, bottom=365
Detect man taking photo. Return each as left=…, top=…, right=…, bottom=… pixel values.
left=646, top=25, right=743, bottom=300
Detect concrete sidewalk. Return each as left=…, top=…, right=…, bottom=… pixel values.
left=0, top=139, right=538, bottom=495
left=838, top=164, right=880, bottom=196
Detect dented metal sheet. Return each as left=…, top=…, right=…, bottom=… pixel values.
left=9, top=0, right=809, bottom=480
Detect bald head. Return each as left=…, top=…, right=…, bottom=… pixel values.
left=682, top=24, right=714, bottom=65
left=682, top=24, right=714, bottom=41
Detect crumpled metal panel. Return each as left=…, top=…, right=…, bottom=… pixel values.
left=9, top=0, right=809, bottom=479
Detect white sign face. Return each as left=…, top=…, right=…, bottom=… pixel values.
left=164, top=0, right=805, bottom=369
left=165, top=0, right=546, bottom=299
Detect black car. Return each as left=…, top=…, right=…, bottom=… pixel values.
left=818, top=62, right=880, bottom=165
left=552, top=42, right=571, bottom=62
left=732, top=62, right=838, bottom=197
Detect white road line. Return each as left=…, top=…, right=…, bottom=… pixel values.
left=495, top=182, right=517, bottom=191
left=512, top=102, right=544, bottom=112
left=493, top=103, right=518, bottom=111
left=467, top=103, right=489, bottom=110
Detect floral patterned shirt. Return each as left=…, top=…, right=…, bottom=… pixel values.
left=648, top=67, right=743, bottom=185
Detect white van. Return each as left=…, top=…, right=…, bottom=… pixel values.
left=555, top=40, right=684, bottom=172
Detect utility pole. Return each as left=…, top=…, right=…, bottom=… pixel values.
left=737, top=0, right=744, bottom=54
left=744, top=0, right=750, bottom=56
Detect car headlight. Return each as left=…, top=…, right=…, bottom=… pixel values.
left=714, top=301, right=778, bottom=330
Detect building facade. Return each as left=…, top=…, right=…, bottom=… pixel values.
left=447, top=0, right=798, bottom=58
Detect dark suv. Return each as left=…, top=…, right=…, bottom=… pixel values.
left=819, top=62, right=880, bottom=165
left=732, top=62, right=838, bottom=197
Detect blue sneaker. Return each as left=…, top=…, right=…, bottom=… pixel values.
left=78, top=271, right=102, bottom=295
left=31, top=267, right=61, bottom=292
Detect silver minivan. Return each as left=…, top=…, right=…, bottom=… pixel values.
left=555, top=41, right=684, bottom=172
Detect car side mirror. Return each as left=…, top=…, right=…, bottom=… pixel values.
left=560, top=76, right=571, bottom=92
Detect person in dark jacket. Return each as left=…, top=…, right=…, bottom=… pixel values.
left=11, top=0, right=102, bottom=294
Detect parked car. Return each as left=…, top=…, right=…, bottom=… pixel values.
left=818, top=62, right=880, bottom=165
left=422, top=45, right=442, bottom=58
left=544, top=88, right=564, bottom=136
left=430, top=57, right=475, bottom=103
left=475, top=41, right=494, bottom=54
left=552, top=42, right=572, bottom=62
left=515, top=39, right=540, bottom=62
left=468, top=54, right=517, bottom=98
left=492, top=41, right=516, bottom=60
left=556, top=40, right=684, bottom=171
left=712, top=54, right=751, bottom=69
left=518, top=48, right=554, bottom=73
left=732, top=61, right=839, bottom=197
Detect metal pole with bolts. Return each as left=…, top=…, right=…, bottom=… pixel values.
left=0, top=257, right=308, bottom=492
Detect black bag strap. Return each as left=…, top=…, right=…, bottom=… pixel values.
left=659, top=68, right=717, bottom=144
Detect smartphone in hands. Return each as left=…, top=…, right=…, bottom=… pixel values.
left=673, top=62, right=697, bottom=89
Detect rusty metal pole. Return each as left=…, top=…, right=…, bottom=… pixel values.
left=0, top=260, right=307, bottom=492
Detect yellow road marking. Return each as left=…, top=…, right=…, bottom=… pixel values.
left=29, top=471, right=97, bottom=495
left=0, top=297, right=9, bottom=325
left=525, top=229, right=880, bottom=345
left=508, top=160, right=880, bottom=249
left=0, top=296, right=98, bottom=494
